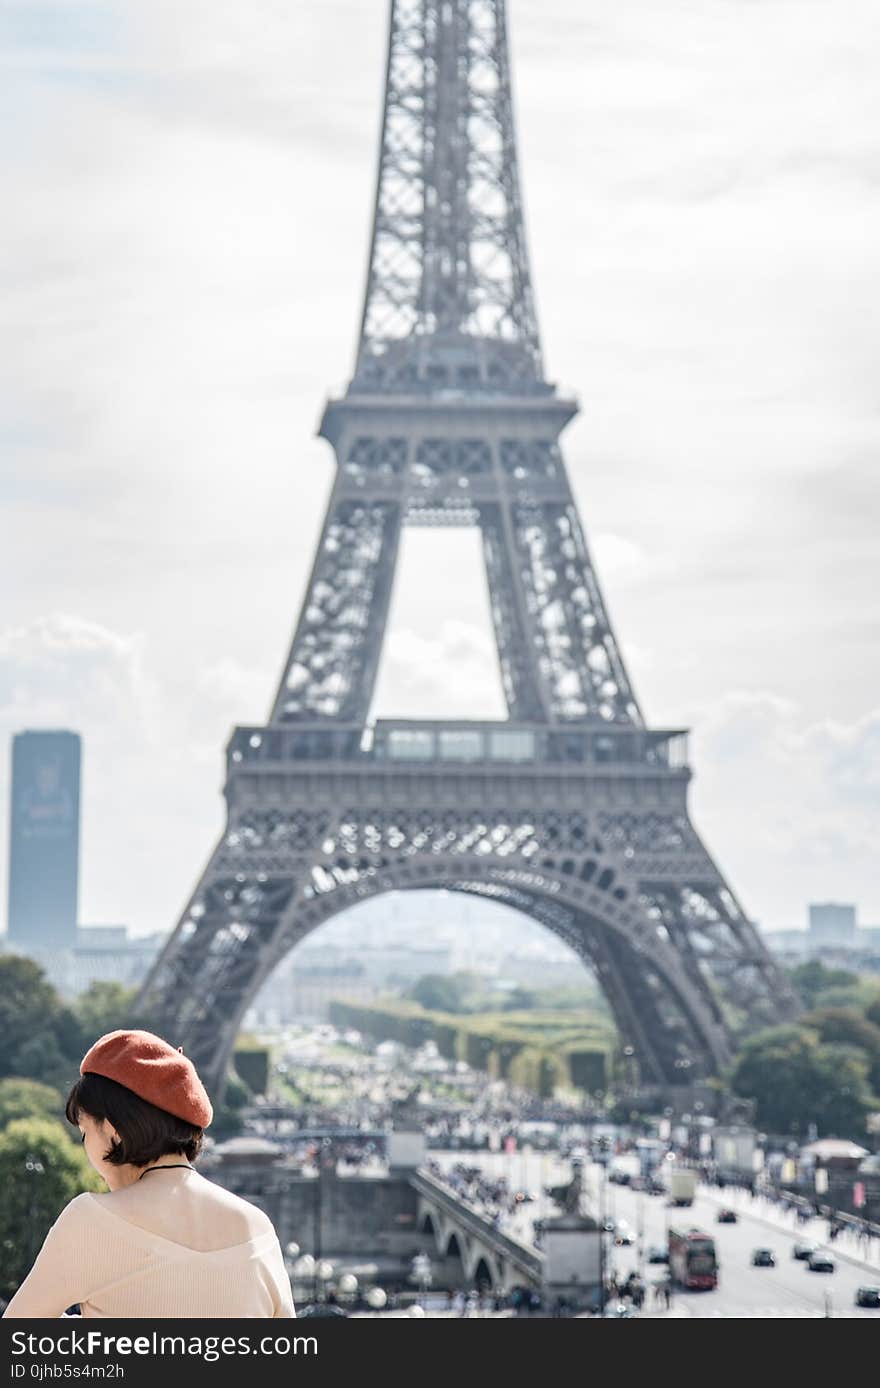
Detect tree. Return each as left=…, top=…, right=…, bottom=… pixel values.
left=812, top=1045, right=876, bottom=1137
left=501, top=987, right=539, bottom=1012
left=0, top=1079, right=63, bottom=1132
left=233, top=1046, right=269, bottom=1096
left=72, top=981, right=140, bottom=1055
left=207, top=1072, right=252, bottom=1140
left=0, top=961, right=145, bottom=1102
left=0, top=957, right=62, bottom=1078
left=407, top=973, right=482, bottom=1014
left=802, top=1007, right=880, bottom=1094
left=223, top=1073, right=250, bottom=1111
left=0, top=1118, right=103, bottom=1299
left=730, top=1024, right=874, bottom=1138
left=0, top=957, right=83, bottom=1091
left=788, top=959, right=858, bottom=1011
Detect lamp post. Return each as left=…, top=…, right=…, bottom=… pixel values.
left=292, top=1253, right=315, bottom=1305
left=663, top=1204, right=674, bottom=1310
left=312, top=1137, right=332, bottom=1301
left=365, top=1286, right=387, bottom=1313
left=597, top=1145, right=608, bottom=1316
left=636, top=1184, right=645, bottom=1283
left=622, top=1045, right=636, bottom=1096
left=337, top=1272, right=358, bottom=1310
left=411, top=1251, right=432, bottom=1310
left=312, top=1167, right=321, bottom=1302
left=316, top=1259, right=334, bottom=1304
left=283, top=1240, right=300, bottom=1299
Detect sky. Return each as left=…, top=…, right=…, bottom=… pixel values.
left=1, top=0, right=879, bottom=940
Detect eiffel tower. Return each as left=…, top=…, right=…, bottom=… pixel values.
left=139, top=0, right=798, bottom=1095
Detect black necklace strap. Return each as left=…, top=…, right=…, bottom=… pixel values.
left=138, top=1163, right=194, bottom=1181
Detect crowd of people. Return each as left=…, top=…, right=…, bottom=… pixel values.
left=425, top=1158, right=532, bottom=1232
left=256, top=1029, right=592, bottom=1159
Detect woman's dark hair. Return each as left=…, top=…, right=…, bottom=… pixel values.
left=65, top=1072, right=203, bottom=1166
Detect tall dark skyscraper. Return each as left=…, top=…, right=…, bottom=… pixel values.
left=7, top=730, right=81, bottom=951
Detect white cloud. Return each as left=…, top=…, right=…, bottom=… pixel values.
left=690, top=694, right=880, bottom=929
left=0, top=615, right=158, bottom=738
left=591, top=533, right=645, bottom=580
left=375, top=621, right=506, bottom=722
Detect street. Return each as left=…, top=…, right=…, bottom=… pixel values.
left=433, top=1149, right=880, bottom=1317
left=604, top=1170, right=879, bottom=1317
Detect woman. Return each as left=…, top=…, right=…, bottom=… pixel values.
left=3, top=1029, right=295, bottom=1318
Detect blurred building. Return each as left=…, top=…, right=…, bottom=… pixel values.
left=808, top=902, right=857, bottom=946
left=248, top=939, right=457, bottom=1027
left=761, top=929, right=808, bottom=955
left=357, top=944, right=453, bottom=985
left=7, top=730, right=81, bottom=951
left=495, top=953, right=589, bottom=989
left=2, top=925, right=166, bottom=999
left=64, top=928, right=165, bottom=995
left=248, top=957, right=378, bottom=1026
left=763, top=908, right=880, bottom=973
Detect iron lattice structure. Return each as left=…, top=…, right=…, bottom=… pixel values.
left=139, top=0, right=797, bottom=1093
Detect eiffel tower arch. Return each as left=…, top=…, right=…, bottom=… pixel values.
left=138, top=0, right=798, bottom=1096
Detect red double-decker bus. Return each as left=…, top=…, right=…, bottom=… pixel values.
left=668, top=1227, right=718, bottom=1290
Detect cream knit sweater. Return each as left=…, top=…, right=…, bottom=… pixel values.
left=3, top=1171, right=296, bottom=1319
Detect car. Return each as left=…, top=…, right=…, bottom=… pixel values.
left=792, top=1242, right=817, bottom=1261
left=614, top=1228, right=635, bottom=1247
left=716, top=1208, right=738, bottom=1224
left=855, top=1286, right=880, bottom=1308
left=647, top=1246, right=669, bottom=1265
left=807, top=1251, right=835, bottom=1273
left=751, top=1248, right=776, bottom=1267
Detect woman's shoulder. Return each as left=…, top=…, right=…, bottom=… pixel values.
left=111, top=1169, right=274, bottom=1238
left=190, top=1175, right=276, bottom=1235
left=46, top=1190, right=100, bottom=1235
left=85, top=1173, right=277, bottom=1250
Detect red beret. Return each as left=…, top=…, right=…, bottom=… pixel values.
left=81, top=1030, right=213, bottom=1129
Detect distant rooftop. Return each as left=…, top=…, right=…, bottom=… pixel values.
left=211, top=1136, right=282, bottom=1158
left=802, top=1139, right=868, bottom=1161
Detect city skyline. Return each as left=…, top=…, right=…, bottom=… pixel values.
left=2, top=0, right=879, bottom=939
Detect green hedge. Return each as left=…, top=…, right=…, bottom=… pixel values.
left=233, top=1046, right=270, bottom=1096
left=329, top=999, right=611, bottom=1100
